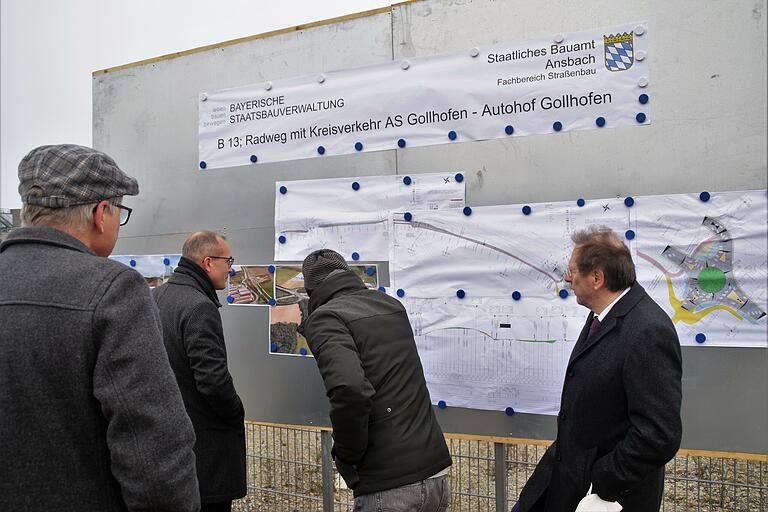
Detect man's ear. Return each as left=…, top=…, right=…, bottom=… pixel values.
left=593, top=269, right=606, bottom=290
left=92, top=200, right=109, bottom=234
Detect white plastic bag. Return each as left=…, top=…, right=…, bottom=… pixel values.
left=574, top=484, right=623, bottom=512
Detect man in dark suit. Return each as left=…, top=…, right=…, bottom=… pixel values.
left=154, top=231, right=247, bottom=512
left=515, top=225, right=682, bottom=512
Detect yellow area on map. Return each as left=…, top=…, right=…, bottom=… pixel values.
left=665, top=275, right=744, bottom=324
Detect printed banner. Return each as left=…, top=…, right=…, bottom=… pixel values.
left=199, top=22, right=650, bottom=169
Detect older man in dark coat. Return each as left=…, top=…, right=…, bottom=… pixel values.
left=515, top=226, right=682, bottom=512
left=153, top=231, right=246, bottom=512
left=0, top=144, right=199, bottom=511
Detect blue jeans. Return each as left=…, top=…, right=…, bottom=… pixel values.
left=353, top=475, right=451, bottom=512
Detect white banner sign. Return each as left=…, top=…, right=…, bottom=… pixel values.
left=199, top=22, right=650, bottom=169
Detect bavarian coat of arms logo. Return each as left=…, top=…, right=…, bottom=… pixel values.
left=603, top=32, right=634, bottom=71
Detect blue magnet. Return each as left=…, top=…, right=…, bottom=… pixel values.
left=456, top=289, right=466, bottom=299
left=463, top=206, right=472, bottom=216
left=228, top=269, right=236, bottom=277
left=396, top=288, right=405, bottom=298
left=378, top=286, right=386, bottom=293
left=699, top=191, right=711, bottom=202
left=512, top=291, right=522, bottom=301
left=625, top=229, right=636, bottom=240
left=268, top=265, right=276, bottom=273
left=559, top=289, right=569, bottom=299
left=505, top=407, right=515, bottom=416
left=355, top=142, right=363, bottom=151
left=366, top=266, right=376, bottom=276
left=300, top=347, right=308, bottom=356
left=522, top=205, right=532, bottom=215
left=271, top=342, right=278, bottom=352
left=397, top=138, right=407, bottom=148
left=596, top=116, right=606, bottom=127
left=351, top=252, right=360, bottom=261
left=268, top=298, right=277, bottom=306
left=199, top=161, right=207, bottom=169
left=695, top=333, right=706, bottom=344
left=279, top=185, right=288, bottom=195
left=455, top=173, right=464, bottom=183
left=448, top=130, right=457, bottom=140
left=577, top=198, right=586, bottom=207
left=163, top=258, right=171, bottom=265
left=129, top=259, right=137, bottom=267
left=250, top=154, right=258, bottom=163
left=403, top=176, right=412, bottom=185
left=636, top=112, right=647, bottom=123
left=639, top=93, right=649, bottom=104
left=553, top=121, right=563, bottom=132
left=624, top=196, right=635, bottom=207
left=227, top=295, right=234, bottom=304
left=404, top=212, right=413, bottom=221
left=278, top=235, right=287, bottom=244
left=438, top=400, right=447, bottom=409
left=352, top=181, right=360, bottom=191
left=317, top=145, right=326, bottom=155
left=505, top=125, right=515, bottom=135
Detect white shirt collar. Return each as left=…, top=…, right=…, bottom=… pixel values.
left=595, top=287, right=631, bottom=322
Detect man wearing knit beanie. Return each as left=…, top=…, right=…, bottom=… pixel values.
left=301, top=248, right=350, bottom=294
left=299, top=249, right=452, bottom=511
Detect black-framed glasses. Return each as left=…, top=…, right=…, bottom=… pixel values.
left=93, top=202, right=132, bottom=226
left=207, top=255, right=235, bottom=267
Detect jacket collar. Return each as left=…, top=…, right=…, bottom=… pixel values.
left=168, top=256, right=222, bottom=307
left=0, top=226, right=94, bottom=256
left=307, top=269, right=366, bottom=314
left=568, top=282, right=646, bottom=367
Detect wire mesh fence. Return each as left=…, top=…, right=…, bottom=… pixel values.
left=233, top=421, right=767, bottom=512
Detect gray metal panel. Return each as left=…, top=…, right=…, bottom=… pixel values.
left=389, top=0, right=768, bottom=454
left=93, top=11, right=396, bottom=428
left=93, top=0, right=768, bottom=453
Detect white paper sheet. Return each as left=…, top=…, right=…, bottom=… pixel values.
left=633, top=190, right=767, bottom=347
left=274, top=172, right=464, bottom=261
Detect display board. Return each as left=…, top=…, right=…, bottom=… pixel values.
left=93, top=0, right=767, bottom=453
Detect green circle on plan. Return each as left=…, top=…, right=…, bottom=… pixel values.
left=698, top=267, right=726, bottom=293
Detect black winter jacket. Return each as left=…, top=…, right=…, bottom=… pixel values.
left=153, top=257, right=246, bottom=503
left=299, top=270, right=452, bottom=497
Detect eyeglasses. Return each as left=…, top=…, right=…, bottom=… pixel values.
left=564, top=266, right=579, bottom=279
left=93, top=202, right=132, bottom=226
left=207, top=255, right=235, bottom=267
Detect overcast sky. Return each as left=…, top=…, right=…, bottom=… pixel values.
left=0, top=0, right=392, bottom=208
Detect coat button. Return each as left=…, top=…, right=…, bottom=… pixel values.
left=568, top=370, right=574, bottom=378
left=556, top=453, right=562, bottom=462
left=386, top=407, right=392, bottom=413
left=558, top=412, right=567, bottom=420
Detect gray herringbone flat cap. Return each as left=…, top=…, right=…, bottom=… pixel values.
left=18, top=144, right=139, bottom=208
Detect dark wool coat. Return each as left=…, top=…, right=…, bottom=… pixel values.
left=0, top=227, right=199, bottom=511
left=517, top=283, right=683, bottom=512
left=153, top=257, right=246, bottom=504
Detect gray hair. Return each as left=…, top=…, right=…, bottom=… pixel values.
left=571, top=225, right=636, bottom=291
left=182, top=231, right=227, bottom=262
left=21, top=192, right=123, bottom=231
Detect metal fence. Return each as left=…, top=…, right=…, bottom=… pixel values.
left=234, top=421, right=767, bottom=512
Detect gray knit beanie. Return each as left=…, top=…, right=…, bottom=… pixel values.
left=302, top=249, right=350, bottom=294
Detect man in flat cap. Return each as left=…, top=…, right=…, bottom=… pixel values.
left=0, top=144, right=200, bottom=512
left=299, top=249, right=452, bottom=511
